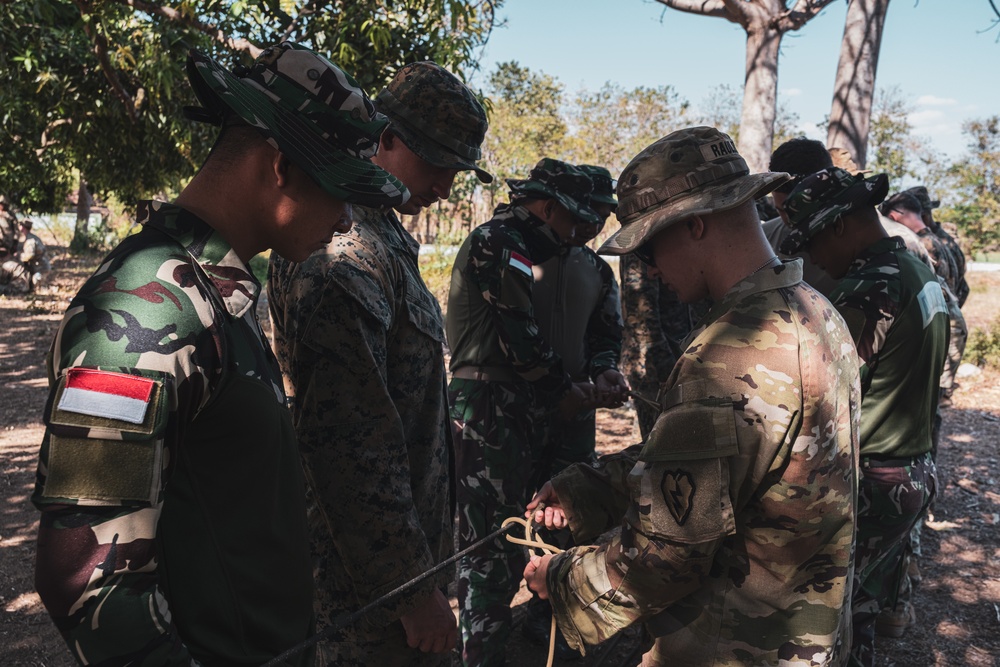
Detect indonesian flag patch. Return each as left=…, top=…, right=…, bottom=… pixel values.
left=508, top=251, right=533, bottom=278
left=57, top=368, right=155, bottom=425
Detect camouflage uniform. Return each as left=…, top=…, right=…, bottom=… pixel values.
left=268, top=206, right=454, bottom=666
left=33, top=201, right=314, bottom=666
left=0, top=198, right=17, bottom=256
left=784, top=170, right=950, bottom=667
left=618, top=252, right=708, bottom=439
left=447, top=159, right=600, bottom=667
left=902, top=186, right=969, bottom=306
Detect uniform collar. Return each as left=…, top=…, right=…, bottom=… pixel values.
left=359, top=206, right=420, bottom=257
left=850, top=235, right=907, bottom=272
left=138, top=200, right=259, bottom=319
left=699, top=259, right=804, bottom=331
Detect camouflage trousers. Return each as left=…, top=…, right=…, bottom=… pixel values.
left=449, top=377, right=545, bottom=667
left=850, top=453, right=936, bottom=667
left=941, top=304, right=968, bottom=398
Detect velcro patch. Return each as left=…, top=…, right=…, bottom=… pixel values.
left=662, top=469, right=696, bottom=525
left=508, top=251, right=533, bottom=278
left=57, top=368, right=155, bottom=425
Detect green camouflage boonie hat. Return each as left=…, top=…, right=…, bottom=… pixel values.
left=185, top=42, right=408, bottom=208
left=507, top=158, right=601, bottom=224
left=781, top=167, right=890, bottom=254
left=598, top=126, right=789, bottom=256
left=577, top=165, right=617, bottom=207
left=376, top=61, right=492, bottom=183
left=901, top=185, right=940, bottom=210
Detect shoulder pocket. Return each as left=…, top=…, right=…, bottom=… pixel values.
left=640, top=379, right=739, bottom=462
left=42, top=367, right=171, bottom=505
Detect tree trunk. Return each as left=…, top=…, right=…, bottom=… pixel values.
left=826, top=0, right=892, bottom=168
left=71, top=176, right=91, bottom=252
left=739, top=24, right=782, bottom=173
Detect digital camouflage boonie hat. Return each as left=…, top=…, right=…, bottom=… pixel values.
left=577, top=164, right=617, bottom=207
left=506, top=158, right=601, bottom=224
left=598, top=126, right=789, bottom=256
left=781, top=167, right=890, bottom=254
left=901, top=185, right=940, bottom=210
left=376, top=61, right=492, bottom=183
left=185, top=42, right=408, bottom=208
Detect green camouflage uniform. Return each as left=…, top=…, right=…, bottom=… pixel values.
left=268, top=206, right=453, bottom=666
left=447, top=158, right=600, bottom=666
left=531, top=244, right=623, bottom=477
left=618, top=252, right=709, bottom=439
left=33, top=201, right=314, bottom=666
left=545, top=260, right=860, bottom=665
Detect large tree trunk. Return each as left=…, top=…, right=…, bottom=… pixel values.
left=826, top=0, right=892, bottom=168
left=71, top=176, right=91, bottom=252
left=739, top=24, right=782, bottom=173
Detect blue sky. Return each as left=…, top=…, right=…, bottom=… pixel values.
left=469, top=0, right=999, bottom=160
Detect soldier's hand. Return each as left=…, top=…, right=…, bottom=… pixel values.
left=526, top=482, right=567, bottom=530
left=595, top=369, right=628, bottom=408
left=524, top=554, right=555, bottom=599
left=400, top=589, right=457, bottom=653
left=557, top=383, right=589, bottom=420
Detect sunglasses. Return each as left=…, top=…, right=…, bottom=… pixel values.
left=633, top=242, right=656, bottom=267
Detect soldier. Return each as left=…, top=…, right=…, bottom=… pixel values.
left=904, top=185, right=969, bottom=306
left=783, top=167, right=947, bottom=667
left=524, top=127, right=861, bottom=666
left=32, top=43, right=406, bottom=666
left=267, top=61, right=490, bottom=666
left=17, top=218, right=51, bottom=289
left=446, top=158, right=600, bottom=667
left=0, top=194, right=17, bottom=257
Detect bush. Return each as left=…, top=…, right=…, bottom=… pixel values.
left=966, top=316, right=1000, bottom=369
left=419, top=246, right=457, bottom=313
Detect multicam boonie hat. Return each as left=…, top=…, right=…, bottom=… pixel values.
left=185, top=42, right=408, bottom=208
left=597, top=126, right=789, bottom=256
left=901, top=185, right=940, bottom=210
left=507, top=158, right=601, bottom=224
left=577, top=165, right=617, bottom=207
left=827, top=147, right=871, bottom=175
left=781, top=167, right=889, bottom=254
left=376, top=61, right=492, bottom=183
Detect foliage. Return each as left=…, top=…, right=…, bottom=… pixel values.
left=938, top=116, right=1000, bottom=255
left=965, top=316, right=1000, bottom=369
left=696, top=85, right=800, bottom=154
left=0, top=0, right=501, bottom=219
left=866, top=87, right=929, bottom=187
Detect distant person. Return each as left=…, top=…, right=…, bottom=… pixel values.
left=0, top=194, right=18, bottom=257
left=32, top=42, right=405, bottom=666
left=784, top=167, right=947, bottom=667
left=16, top=219, right=51, bottom=289
left=524, top=127, right=860, bottom=666
left=904, top=185, right=969, bottom=306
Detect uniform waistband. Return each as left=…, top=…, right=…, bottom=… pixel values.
left=451, top=365, right=521, bottom=383
left=861, top=451, right=932, bottom=469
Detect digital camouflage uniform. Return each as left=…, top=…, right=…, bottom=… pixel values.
left=784, top=170, right=949, bottom=667
left=268, top=206, right=453, bottom=667
left=618, top=252, right=709, bottom=439
left=546, top=261, right=861, bottom=665
left=33, top=201, right=314, bottom=666
left=446, top=159, right=600, bottom=667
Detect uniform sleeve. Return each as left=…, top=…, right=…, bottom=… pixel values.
left=585, top=256, right=623, bottom=379
left=467, top=230, right=571, bottom=403
left=32, top=252, right=215, bottom=666
left=829, top=282, right=895, bottom=389
left=271, top=252, right=444, bottom=626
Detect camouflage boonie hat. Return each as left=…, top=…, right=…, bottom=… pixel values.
left=781, top=167, right=889, bottom=254
left=827, top=147, right=871, bottom=175
left=507, top=158, right=601, bottom=224
left=376, top=61, right=492, bottom=183
left=577, top=165, right=617, bottom=207
left=879, top=191, right=922, bottom=218
left=598, top=126, right=789, bottom=256
left=185, top=42, right=408, bottom=208
left=902, top=185, right=940, bottom=210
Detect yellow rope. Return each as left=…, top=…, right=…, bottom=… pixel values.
left=501, top=515, right=564, bottom=667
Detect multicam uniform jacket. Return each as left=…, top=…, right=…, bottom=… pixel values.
left=32, top=201, right=314, bottom=667
left=268, top=206, right=453, bottom=645
left=546, top=261, right=861, bottom=666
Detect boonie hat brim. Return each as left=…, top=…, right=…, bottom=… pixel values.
left=506, top=178, right=601, bottom=225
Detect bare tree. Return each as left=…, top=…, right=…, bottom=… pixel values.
left=826, top=0, right=891, bottom=168
left=654, top=0, right=836, bottom=171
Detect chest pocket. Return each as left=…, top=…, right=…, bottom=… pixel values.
left=403, top=271, right=446, bottom=344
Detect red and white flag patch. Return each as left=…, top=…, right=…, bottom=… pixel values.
left=58, top=368, right=155, bottom=425
left=508, top=251, right=533, bottom=278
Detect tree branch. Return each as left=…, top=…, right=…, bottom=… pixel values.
left=280, top=0, right=319, bottom=43
left=653, top=0, right=731, bottom=21
left=73, top=1, right=139, bottom=124
left=775, top=0, right=838, bottom=32
left=115, top=0, right=263, bottom=58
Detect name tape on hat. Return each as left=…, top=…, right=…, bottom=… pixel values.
left=701, top=139, right=739, bottom=161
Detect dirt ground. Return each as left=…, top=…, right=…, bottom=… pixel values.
left=2, top=243, right=999, bottom=666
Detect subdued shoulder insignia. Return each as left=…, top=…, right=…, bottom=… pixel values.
left=662, top=469, right=695, bottom=525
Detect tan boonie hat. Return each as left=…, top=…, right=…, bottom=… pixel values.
left=376, top=61, right=492, bottom=183
left=827, top=147, right=872, bottom=175
left=598, top=126, right=790, bottom=256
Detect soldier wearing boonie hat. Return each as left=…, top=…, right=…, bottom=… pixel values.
left=784, top=166, right=948, bottom=665
left=523, top=126, right=861, bottom=667
left=902, top=185, right=969, bottom=306
left=445, top=157, right=601, bottom=666
left=32, top=42, right=397, bottom=666
left=267, top=59, right=493, bottom=665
